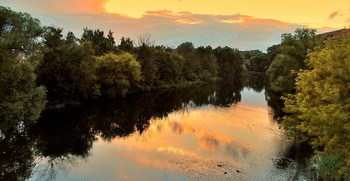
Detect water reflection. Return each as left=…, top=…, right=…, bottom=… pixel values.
left=0, top=80, right=312, bottom=181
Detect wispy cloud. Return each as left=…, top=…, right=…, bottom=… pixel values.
left=329, top=11, right=339, bottom=19
left=60, top=11, right=301, bottom=50
left=1, top=0, right=306, bottom=50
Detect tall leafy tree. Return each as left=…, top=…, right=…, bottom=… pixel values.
left=283, top=36, right=350, bottom=180
left=153, top=47, right=184, bottom=86
left=0, top=6, right=46, bottom=130
left=196, top=46, right=218, bottom=80
left=136, top=44, right=157, bottom=88
left=213, top=46, right=243, bottom=80
left=81, top=28, right=116, bottom=55
left=177, top=42, right=201, bottom=81
left=266, top=28, right=321, bottom=94
left=118, top=37, right=134, bottom=53
left=95, top=53, right=142, bottom=97
left=37, top=27, right=97, bottom=107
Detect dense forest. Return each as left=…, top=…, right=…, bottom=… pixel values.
left=0, top=6, right=349, bottom=180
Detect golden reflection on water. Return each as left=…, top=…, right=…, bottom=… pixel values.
left=91, top=103, right=287, bottom=180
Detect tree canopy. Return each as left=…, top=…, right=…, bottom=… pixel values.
left=0, top=6, right=46, bottom=130
left=282, top=35, right=350, bottom=180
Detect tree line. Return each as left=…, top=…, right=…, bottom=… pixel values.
left=2, top=6, right=265, bottom=130
left=1, top=6, right=349, bottom=180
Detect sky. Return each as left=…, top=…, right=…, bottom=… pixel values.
left=2, top=0, right=350, bottom=51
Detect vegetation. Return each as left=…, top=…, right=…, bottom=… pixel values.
left=266, top=28, right=321, bottom=94
left=282, top=35, right=350, bottom=180
left=0, top=6, right=46, bottom=130
left=95, top=52, right=141, bottom=97
left=1, top=6, right=349, bottom=180
left=0, top=6, right=246, bottom=130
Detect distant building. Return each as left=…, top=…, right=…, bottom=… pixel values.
left=317, top=28, right=350, bottom=40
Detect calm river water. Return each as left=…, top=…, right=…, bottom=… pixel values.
left=1, top=81, right=313, bottom=181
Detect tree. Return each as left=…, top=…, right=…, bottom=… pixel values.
left=247, top=53, right=269, bottom=72
left=153, top=47, right=184, bottom=86
left=118, top=37, right=134, bottom=53
left=136, top=44, right=157, bottom=88
left=213, top=46, right=243, bottom=80
left=137, top=32, right=154, bottom=47
left=81, top=28, right=116, bottom=55
left=196, top=46, right=218, bottom=79
left=176, top=42, right=201, bottom=81
left=266, top=54, right=301, bottom=93
left=266, top=28, right=321, bottom=94
left=282, top=35, right=350, bottom=180
left=0, top=6, right=46, bottom=130
left=37, top=27, right=97, bottom=107
left=95, top=53, right=142, bottom=97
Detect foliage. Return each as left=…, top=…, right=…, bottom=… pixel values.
left=153, top=47, right=184, bottom=86
left=266, top=28, right=321, bottom=94
left=37, top=27, right=97, bottom=107
left=95, top=52, right=142, bottom=97
left=118, top=37, right=134, bottom=53
left=213, top=46, right=243, bottom=80
left=136, top=44, right=157, bottom=88
left=81, top=28, right=116, bottom=55
left=266, top=54, right=301, bottom=93
left=0, top=6, right=46, bottom=130
left=196, top=46, right=219, bottom=79
left=282, top=36, right=350, bottom=180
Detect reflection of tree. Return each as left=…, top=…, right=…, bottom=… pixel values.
left=1, top=82, right=246, bottom=180
left=265, top=89, right=285, bottom=119
left=0, top=128, right=35, bottom=181
left=33, top=109, right=97, bottom=158
left=213, top=80, right=243, bottom=107
left=270, top=141, right=316, bottom=180
left=244, top=73, right=266, bottom=92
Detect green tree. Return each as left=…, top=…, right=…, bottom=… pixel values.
left=153, top=47, right=184, bottom=86
left=247, top=53, right=269, bottom=72
left=266, top=28, right=320, bottom=94
left=37, top=27, right=97, bottom=107
left=266, top=54, right=301, bottom=93
left=213, top=46, right=243, bottom=80
left=95, top=53, right=142, bottom=97
left=136, top=44, right=157, bottom=88
left=118, top=37, right=134, bottom=53
left=196, top=46, right=218, bottom=80
left=282, top=36, right=350, bottom=180
left=81, top=28, right=116, bottom=55
left=177, top=42, right=202, bottom=81
left=0, top=6, right=46, bottom=130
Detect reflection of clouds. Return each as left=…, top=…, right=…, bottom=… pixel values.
left=199, top=135, right=219, bottom=151
left=158, top=146, right=195, bottom=157
left=105, top=103, right=285, bottom=180
left=170, top=122, right=184, bottom=134
left=225, top=141, right=251, bottom=160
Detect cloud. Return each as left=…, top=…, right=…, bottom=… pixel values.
left=329, top=11, right=339, bottom=19
left=1, top=1, right=303, bottom=50
left=30, top=10, right=302, bottom=50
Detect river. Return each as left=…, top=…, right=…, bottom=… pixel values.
left=1, top=80, right=314, bottom=181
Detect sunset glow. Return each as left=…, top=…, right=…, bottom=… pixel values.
left=2, top=0, right=350, bottom=50
left=105, top=0, right=350, bottom=28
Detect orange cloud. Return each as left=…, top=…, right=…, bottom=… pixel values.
left=1, top=1, right=304, bottom=50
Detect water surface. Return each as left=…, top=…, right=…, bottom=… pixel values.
left=1, top=82, right=304, bottom=181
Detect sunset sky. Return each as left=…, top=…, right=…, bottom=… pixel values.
left=2, top=0, right=350, bottom=50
